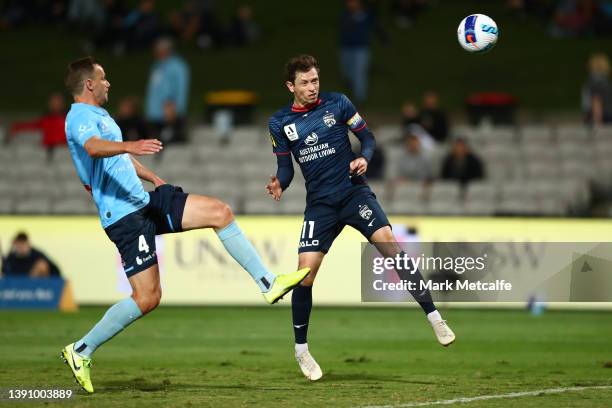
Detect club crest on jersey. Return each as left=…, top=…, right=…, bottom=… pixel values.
left=305, top=132, right=318, bottom=146
left=323, top=112, right=336, bottom=127
left=284, top=123, right=299, bottom=141
left=358, top=204, right=373, bottom=220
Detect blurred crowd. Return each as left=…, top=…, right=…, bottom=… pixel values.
left=507, top=0, right=612, bottom=37
left=0, top=0, right=260, bottom=52
left=2, top=0, right=612, bottom=198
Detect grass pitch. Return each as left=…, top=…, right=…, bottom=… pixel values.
left=1, top=306, right=611, bottom=407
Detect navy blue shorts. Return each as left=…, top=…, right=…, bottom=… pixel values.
left=104, top=184, right=188, bottom=277
left=298, top=185, right=390, bottom=254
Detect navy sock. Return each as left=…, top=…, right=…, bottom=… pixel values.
left=291, top=285, right=312, bottom=344
left=395, top=252, right=437, bottom=315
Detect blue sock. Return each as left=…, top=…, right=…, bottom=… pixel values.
left=74, top=297, right=142, bottom=358
left=216, top=221, right=276, bottom=292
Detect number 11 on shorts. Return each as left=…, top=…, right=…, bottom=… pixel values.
left=301, top=221, right=315, bottom=239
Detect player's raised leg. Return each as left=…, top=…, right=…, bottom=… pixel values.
left=292, top=251, right=324, bottom=381
left=370, top=226, right=455, bottom=346
left=181, top=194, right=309, bottom=303
left=62, top=264, right=160, bottom=393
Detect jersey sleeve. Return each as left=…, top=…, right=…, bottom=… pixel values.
left=268, top=116, right=291, bottom=155
left=338, top=93, right=367, bottom=133
left=68, top=112, right=99, bottom=147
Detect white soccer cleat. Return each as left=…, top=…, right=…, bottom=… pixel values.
left=431, top=319, right=456, bottom=346
left=295, top=349, right=323, bottom=381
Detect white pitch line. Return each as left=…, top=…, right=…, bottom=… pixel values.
left=360, top=385, right=612, bottom=408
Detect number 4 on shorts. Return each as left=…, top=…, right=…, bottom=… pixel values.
left=138, top=235, right=150, bottom=253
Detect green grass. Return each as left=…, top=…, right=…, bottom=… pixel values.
left=1, top=307, right=611, bottom=407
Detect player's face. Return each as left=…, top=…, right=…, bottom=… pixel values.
left=287, top=68, right=320, bottom=106
left=88, top=65, right=111, bottom=105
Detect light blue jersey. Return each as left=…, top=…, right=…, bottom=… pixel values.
left=65, top=103, right=149, bottom=228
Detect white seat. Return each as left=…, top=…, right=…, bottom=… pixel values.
left=520, top=125, right=554, bottom=145
left=52, top=197, right=97, bottom=214
left=556, top=125, right=591, bottom=142
left=0, top=198, right=13, bottom=213
left=15, top=197, right=51, bottom=214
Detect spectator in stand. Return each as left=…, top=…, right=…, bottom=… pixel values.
left=9, top=92, right=67, bottom=158
left=115, top=96, right=147, bottom=141
left=582, top=53, right=612, bottom=125
left=145, top=37, right=190, bottom=145
left=121, top=0, right=160, bottom=51
left=401, top=101, right=420, bottom=128
left=92, top=0, right=128, bottom=52
left=169, top=0, right=203, bottom=42
left=228, top=4, right=260, bottom=47
left=339, top=0, right=387, bottom=103
left=400, top=101, right=437, bottom=151
left=550, top=0, right=596, bottom=38
left=419, top=91, right=449, bottom=143
left=395, top=133, right=434, bottom=185
left=169, top=0, right=224, bottom=49
left=507, top=0, right=553, bottom=21
left=67, top=0, right=105, bottom=32
left=390, top=0, right=428, bottom=28
left=1, top=232, right=61, bottom=278
left=0, top=0, right=33, bottom=30
left=440, top=137, right=484, bottom=186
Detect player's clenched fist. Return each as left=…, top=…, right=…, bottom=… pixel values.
left=127, top=139, right=163, bottom=155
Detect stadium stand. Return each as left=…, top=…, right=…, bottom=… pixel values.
left=0, top=124, right=597, bottom=217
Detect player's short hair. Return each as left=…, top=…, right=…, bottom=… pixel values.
left=285, top=55, right=319, bottom=83
left=65, top=56, right=98, bottom=96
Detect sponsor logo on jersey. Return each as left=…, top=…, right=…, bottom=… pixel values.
left=284, top=123, right=299, bottom=141
left=323, top=112, right=336, bottom=127
left=305, top=132, right=318, bottom=146
left=358, top=204, right=373, bottom=220
left=100, top=120, right=109, bottom=134
left=78, top=124, right=94, bottom=135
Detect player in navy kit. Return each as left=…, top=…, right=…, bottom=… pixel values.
left=266, top=55, right=456, bottom=381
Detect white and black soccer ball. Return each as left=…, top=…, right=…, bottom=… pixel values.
left=457, top=14, right=499, bottom=53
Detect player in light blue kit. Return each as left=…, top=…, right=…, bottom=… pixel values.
left=60, top=57, right=309, bottom=393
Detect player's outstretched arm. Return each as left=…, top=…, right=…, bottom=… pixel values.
left=130, top=156, right=166, bottom=187
left=83, top=137, right=163, bottom=158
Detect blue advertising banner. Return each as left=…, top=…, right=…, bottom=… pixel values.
left=0, top=278, right=76, bottom=310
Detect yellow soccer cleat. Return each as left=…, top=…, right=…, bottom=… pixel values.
left=263, top=268, right=311, bottom=304
left=61, top=343, right=94, bottom=393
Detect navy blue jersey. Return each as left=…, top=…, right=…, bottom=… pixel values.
left=269, top=92, right=369, bottom=203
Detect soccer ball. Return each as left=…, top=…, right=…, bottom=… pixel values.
left=457, top=14, right=498, bottom=53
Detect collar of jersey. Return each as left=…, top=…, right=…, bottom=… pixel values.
left=72, top=103, right=108, bottom=116
left=291, top=98, right=322, bottom=112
